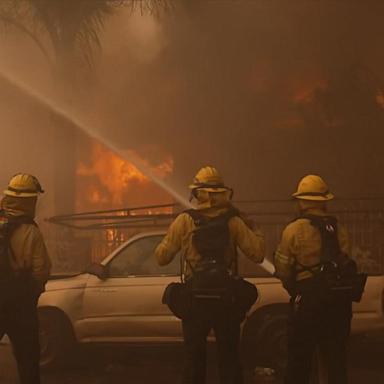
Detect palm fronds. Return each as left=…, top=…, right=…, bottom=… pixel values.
left=0, top=0, right=172, bottom=69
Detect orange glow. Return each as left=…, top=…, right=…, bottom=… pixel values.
left=376, top=91, right=384, bottom=108
left=76, top=140, right=174, bottom=211
left=293, top=80, right=328, bottom=103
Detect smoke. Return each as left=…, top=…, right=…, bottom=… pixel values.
left=1, top=0, right=384, bottom=220
left=85, top=0, right=384, bottom=200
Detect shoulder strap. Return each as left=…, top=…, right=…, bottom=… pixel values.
left=299, top=214, right=341, bottom=263
left=184, top=209, right=206, bottom=227
left=221, top=206, right=240, bottom=221
left=184, top=207, right=240, bottom=227
left=183, top=207, right=240, bottom=275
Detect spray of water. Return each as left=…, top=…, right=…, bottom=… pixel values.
left=0, top=69, right=278, bottom=275
left=0, top=69, right=193, bottom=208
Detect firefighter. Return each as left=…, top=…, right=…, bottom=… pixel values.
left=274, top=175, right=356, bottom=384
left=0, top=174, right=51, bottom=384
left=155, top=166, right=265, bottom=384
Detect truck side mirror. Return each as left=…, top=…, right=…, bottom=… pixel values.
left=85, top=263, right=107, bottom=280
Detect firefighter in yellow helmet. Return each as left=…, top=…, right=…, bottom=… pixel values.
left=274, top=175, right=366, bottom=384
left=0, top=174, right=51, bottom=384
left=156, top=166, right=265, bottom=384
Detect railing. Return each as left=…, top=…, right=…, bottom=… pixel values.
left=45, top=199, right=384, bottom=275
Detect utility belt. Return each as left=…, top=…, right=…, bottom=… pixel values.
left=162, top=267, right=258, bottom=320
left=294, top=262, right=367, bottom=303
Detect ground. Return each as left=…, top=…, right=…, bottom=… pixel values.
left=1, top=335, right=384, bottom=383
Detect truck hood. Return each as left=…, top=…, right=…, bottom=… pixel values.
left=45, top=273, right=89, bottom=292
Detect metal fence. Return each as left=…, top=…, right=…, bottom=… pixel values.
left=45, top=199, right=384, bottom=275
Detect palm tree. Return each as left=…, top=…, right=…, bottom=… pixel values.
left=0, top=0, right=172, bottom=76
left=0, top=0, right=171, bottom=214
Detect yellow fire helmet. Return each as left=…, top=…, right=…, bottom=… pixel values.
left=189, top=166, right=230, bottom=193
left=292, top=174, right=334, bottom=201
left=4, top=173, right=44, bottom=198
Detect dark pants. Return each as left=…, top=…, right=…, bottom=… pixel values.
left=284, top=293, right=352, bottom=384
left=0, top=282, right=40, bottom=384
left=181, top=299, right=243, bottom=384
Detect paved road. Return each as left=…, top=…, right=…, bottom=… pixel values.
left=1, top=335, right=384, bottom=383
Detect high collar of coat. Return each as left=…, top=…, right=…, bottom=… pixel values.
left=1, top=195, right=37, bottom=218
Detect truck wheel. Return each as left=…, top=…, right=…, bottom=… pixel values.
left=242, top=310, right=289, bottom=375
left=38, top=309, right=74, bottom=370
left=260, top=313, right=289, bottom=374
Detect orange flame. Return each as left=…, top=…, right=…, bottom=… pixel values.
left=76, top=140, right=174, bottom=211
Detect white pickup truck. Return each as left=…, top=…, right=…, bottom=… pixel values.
left=38, top=231, right=384, bottom=371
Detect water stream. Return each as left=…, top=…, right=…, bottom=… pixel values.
left=0, top=69, right=193, bottom=208
left=0, top=69, right=277, bottom=275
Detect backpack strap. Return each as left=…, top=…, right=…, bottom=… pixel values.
left=183, top=207, right=240, bottom=276
left=300, top=214, right=341, bottom=263
left=290, top=214, right=341, bottom=279
left=184, top=209, right=206, bottom=227
left=184, top=206, right=240, bottom=227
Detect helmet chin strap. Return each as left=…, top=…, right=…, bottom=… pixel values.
left=189, top=188, right=202, bottom=202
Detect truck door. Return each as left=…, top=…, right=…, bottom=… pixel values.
left=79, top=235, right=182, bottom=342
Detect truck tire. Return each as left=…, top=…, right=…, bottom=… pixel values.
left=38, top=308, right=75, bottom=370
left=242, top=307, right=289, bottom=375
left=258, top=313, right=289, bottom=374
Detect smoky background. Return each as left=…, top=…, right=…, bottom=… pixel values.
left=92, top=0, right=384, bottom=200
left=0, top=0, right=383, bottom=271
